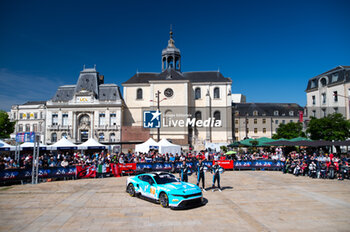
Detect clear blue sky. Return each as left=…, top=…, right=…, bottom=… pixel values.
left=0, top=0, right=349, bottom=111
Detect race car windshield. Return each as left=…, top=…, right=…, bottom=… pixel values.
left=154, top=175, right=179, bottom=185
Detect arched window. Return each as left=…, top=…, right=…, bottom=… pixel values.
left=214, top=87, right=220, bottom=99
left=61, top=133, right=67, bottom=139
left=110, top=133, right=116, bottom=142
left=136, top=88, right=143, bottom=99
left=253, top=111, right=258, bottom=116
left=51, top=133, right=57, bottom=143
left=99, top=133, right=104, bottom=142
left=214, top=111, right=221, bottom=121
left=195, top=88, right=201, bottom=99
left=195, top=111, right=202, bottom=120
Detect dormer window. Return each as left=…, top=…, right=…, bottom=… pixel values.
left=253, top=111, right=258, bottom=116
left=320, top=77, right=327, bottom=87
left=274, top=110, right=279, bottom=116
left=289, top=111, right=294, bottom=116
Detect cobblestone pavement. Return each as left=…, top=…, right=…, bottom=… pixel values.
left=0, top=171, right=350, bottom=232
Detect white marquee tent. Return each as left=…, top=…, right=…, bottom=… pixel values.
left=49, top=137, right=78, bottom=150
left=158, top=138, right=181, bottom=155
left=0, top=139, right=15, bottom=151
left=20, top=142, right=48, bottom=150
left=135, top=138, right=159, bottom=153
left=77, top=138, right=107, bottom=150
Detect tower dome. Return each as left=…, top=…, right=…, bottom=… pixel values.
left=161, top=27, right=181, bottom=72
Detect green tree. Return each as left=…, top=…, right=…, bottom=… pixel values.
left=0, top=110, right=15, bottom=138
left=306, top=113, right=350, bottom=141
left=272, top=122, right=305, bottom=139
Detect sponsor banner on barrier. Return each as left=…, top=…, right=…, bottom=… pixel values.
left=76, top=165, right=96, bottom=178
left=217, top=160, right=234, bottom=169
left=234, top=160, right=284, bottom=170
left=0, top=167, right=77, bottom=182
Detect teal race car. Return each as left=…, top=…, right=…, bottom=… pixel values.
left=126, top=172, right=203, bottom=208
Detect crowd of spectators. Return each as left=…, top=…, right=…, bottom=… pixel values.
left=0, top=148, right=349, bottom=180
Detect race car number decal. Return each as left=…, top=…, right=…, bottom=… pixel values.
left=150, top=187, right=156, bottom=195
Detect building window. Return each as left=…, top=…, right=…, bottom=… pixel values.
left=310, top=79, right=316, bottom=88
left=235, top=111, right=239, bottom=116
left=52, top=114, right=58, bottom=125
left=13, top=112, right=16, bottom=120
left=262, top=118, right=266, bottom=124
left=320, top=77, right=327, bottom=87
left=333, top=91, right=338, bottom=102
left=254, top=128, right=258, bottom=133
left=99, top=133, right=104, bottom=142
left=136, top=88, right=143, bottom=99
left=253, top=111, right=258, bottom=116
left=195, top=111, right=202, bottom=120
left=34, top=113, right=38, bottom=119
left=51, top=133, right=57, bottom=143
left=62, top=133, right=67, bottom=139
left=322, top=109, right=326, bottom=117
left=263, top=128, right=266, bottom=133
left=40, top=112, right=43, bottom=119
left=289, top=111, right=294, bottom=116
left=213, top=111, right=221, bottom=121
left=99, top=113, right=105, bottom=126
left=334, top=107, right=338, bottom=113
left=110, top=113, right=117, bottom=125
left=33, top=124, right=37, bottom=132
left=62, top=114, right=68, bottom=126
left=20, top=113, right=23, bottom=119
left=282, top=120, right=285, bottom=124
left=312, top=110, right=316, bottom=117
left=214, top=87, right=220, bottom=99
left=18, top=124, right=23, bottom=132
left=274, top=110, right=279, bottom=116
left=290, top=120, right=293, bottom=123
left=312, top=95, right=316, bottom=105
left=275, top=120, right=279, bottom=124
left=235, top=119, right=238, bottom=124
left=195, top=88, right=201, bottom=99
left=110, top=133, right=116, bottom=142
left=246, top=118, right=249, bottom=124
left=235, top=128, right=238, bottom=133
left=254, top=118, right=257, bottom=124
left=332, top=73, right=338, bottom=82
left=25, top=124, right=30, bottom=132
left=26, top=113, right=30, bottom=119
left=322, top=93, right=326, bottom=104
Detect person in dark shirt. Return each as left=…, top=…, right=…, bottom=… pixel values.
left=180, top=160, right=189, bottom=182
left=211, top=160, right=223, bottom=192
left=196, top=159, right=206, bottom=192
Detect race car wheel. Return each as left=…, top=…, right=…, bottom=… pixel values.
left=127, top=183, right=136, bottom=197
left=159, top=192, right=169, bottom=208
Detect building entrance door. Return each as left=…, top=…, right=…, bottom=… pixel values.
left=80, top=130, right=89, bottom=142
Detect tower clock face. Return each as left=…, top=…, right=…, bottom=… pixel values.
left=164, top=88, right=174, bottom=98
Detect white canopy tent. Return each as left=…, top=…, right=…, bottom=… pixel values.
left=77, top=138, right=107, bottom=150
left=158, top=138, right=181, bottom=155
left=0, top=139, right=15, bottom=151
left=135, top=138, right=159, bottom=154
left=20, top=142, right=48, bottom=150
left=49, top=137, right=78, bottom=150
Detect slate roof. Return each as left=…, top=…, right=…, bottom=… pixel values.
left=22, top=101, right=46, bottom=105
left=232, top=103, right=303, bottom=117
left=51, top=69, right=122, bottom=102
left=306, top=65, right=350, bottom=91
left=122, top=69, right=231, bottom=85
